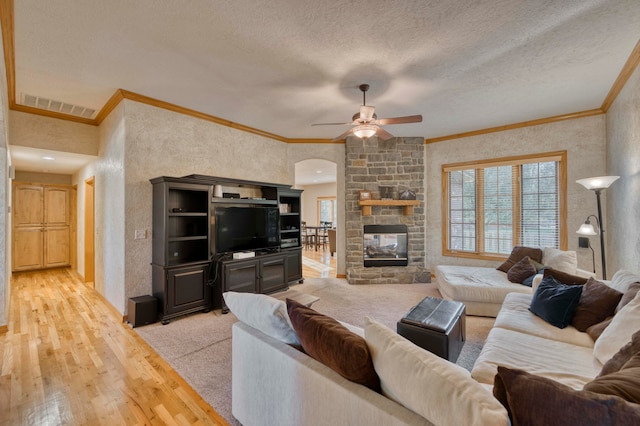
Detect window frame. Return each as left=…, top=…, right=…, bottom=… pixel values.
left=316, top=196, right=337, bottom=226
left=441, top=151, right=567, bottom=261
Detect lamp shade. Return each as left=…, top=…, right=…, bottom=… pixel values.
left=576, top=176, right=619, bottom=190
left=353, top=125, right=377, bottom=139
left=576, top=223, right=598, bottom=235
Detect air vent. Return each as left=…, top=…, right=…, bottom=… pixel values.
left=21, top=93, right=96, bottom=119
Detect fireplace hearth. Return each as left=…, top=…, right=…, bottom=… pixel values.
left=363, top=224, right=408, bottom=267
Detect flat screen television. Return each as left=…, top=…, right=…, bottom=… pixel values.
left=213, top=205, right=280, bottom=254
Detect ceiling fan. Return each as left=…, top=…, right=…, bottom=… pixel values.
left=312, top=84, right=422, bottom=141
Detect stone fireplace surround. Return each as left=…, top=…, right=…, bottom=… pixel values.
left=346, top=136, right=429, bottom=284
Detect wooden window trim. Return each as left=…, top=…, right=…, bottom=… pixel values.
left=442, top=151, right=567, bottom=261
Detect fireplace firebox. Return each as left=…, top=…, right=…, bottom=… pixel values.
left=363, top=224, right=408, bottom=267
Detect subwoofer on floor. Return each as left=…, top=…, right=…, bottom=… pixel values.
left=128, top=295, right=158, bottom=328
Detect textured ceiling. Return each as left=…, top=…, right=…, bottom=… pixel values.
left=12, top=0, right=640, bottom=142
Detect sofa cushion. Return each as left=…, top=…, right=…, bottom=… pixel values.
left=497, top=246, right=543, bottom=272
left=223, top=291, right=300, bottom=345
left=542, top=247, right=578, bottom=275
left=587, top=318, right=613, bottom=341
left=599, top=330, right=640, bottom=377
left=618, top=282, right=640, bottom=313
left=471, top=327, right=598, bottom=389
left=435, top=265, right=532, bottom=308
left=286, top=299, right=380, bottom=392
left=529, top=276, right=583, bottom=329
left=507, top=256, right=537, bottom=283
left=363, top=317, right=508, bottom=426
left=494, top=293, right=594, bottom=348
left=571, top=278, right=623, bottom=332
left=543, top=268, right=589, bottom=286
left=609, top=270, right=640, bottom=296
left=594, top=291, right=640, bottom=366
left=494, top=366, right=640, bottom=425
left=585, top=352, right=640, bottom=404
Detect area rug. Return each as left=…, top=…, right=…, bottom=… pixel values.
left=135, top=278, right=494, bottom=425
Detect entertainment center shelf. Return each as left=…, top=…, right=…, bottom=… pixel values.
left=211, top=198, right=277, bottom=206
left=151, top=175, right=303, bottom=323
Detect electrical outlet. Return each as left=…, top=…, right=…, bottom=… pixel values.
left=134, top=229, right=146, bottom=240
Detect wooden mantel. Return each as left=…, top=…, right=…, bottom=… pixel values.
left=358, top=199, right=420, bottom=216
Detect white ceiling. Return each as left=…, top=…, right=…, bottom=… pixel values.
left=295, top=159, right=337, bottom=186
left=10, top=146, right=97, bottom=175
left=10, top=0, right=640, bottom=166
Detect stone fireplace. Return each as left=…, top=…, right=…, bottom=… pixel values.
left=346, top=136, right=429, bottom=284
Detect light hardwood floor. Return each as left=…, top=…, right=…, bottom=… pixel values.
left=301, top=246, right=336, bottom=279
left=0, top=268, right=228, bottom=425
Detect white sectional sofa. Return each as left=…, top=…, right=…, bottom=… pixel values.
left=226, top=269, right=640, bottom=425
left=435, top=247, right=595, bottom=316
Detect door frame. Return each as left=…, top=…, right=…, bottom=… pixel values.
left=84, top=177, right=95, bottom=286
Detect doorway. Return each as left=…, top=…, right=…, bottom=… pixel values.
left=84, top=177, right=95, bottom=286
left=294, top=159, right=337, bottom=278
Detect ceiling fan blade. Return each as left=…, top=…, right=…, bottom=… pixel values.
left=376, top=115, right=423, bottom=125
left=312, top=122, right=352, bottom=126
left=375, top=127, right=395, bottom=141
left=332, top=128, right=355, bottom=141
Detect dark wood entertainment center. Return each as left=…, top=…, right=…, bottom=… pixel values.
left=151, top=174, right=303, bottom=323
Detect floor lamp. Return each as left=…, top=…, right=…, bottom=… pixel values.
left=576, top=175, right=619, bottom=280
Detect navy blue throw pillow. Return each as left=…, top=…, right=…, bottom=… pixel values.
left=529, top=276, right=583, bottom=328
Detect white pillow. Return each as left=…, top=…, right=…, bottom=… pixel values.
left=593, top=290, right=640, bottom=365
left=363, top=317, right=508, bottom=426
left=609, top=269, right=640, bottom=294
left=542, top=247, right=577, bottom=275
left=223, top=291, right=300, bottom=345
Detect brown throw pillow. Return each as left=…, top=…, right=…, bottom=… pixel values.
left=497, top=246, right=543, bottom=273
left=571, top=278, right=623, bottom=332
left=507, top=256, right=537, bottom=283
left=584, top=352, right=640, bottom=404
left=587, top=318, right=613, bottom=341
left=599, top=330, right=640, bottom=377
left=286, top=299, right=380, bottom=392
left=543, top=268, right=589, bottom=286
left=617, top=282, right=640, bottom=313
left=495, top=366, right=640, bottom=425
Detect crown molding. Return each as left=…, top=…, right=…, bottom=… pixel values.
left=423, top=109, right=604, bottom=144
left=601, top=39, right=640, bottom=112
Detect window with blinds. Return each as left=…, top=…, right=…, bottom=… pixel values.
left=442, top=151, right=566, bottom=260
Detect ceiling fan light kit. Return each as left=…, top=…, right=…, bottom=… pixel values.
left=312, top=83, right=423, bottom=141
left=353, top=125, right=377, bottom=139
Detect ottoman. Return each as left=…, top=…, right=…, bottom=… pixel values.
left=397, top=297, right=466, bottom=362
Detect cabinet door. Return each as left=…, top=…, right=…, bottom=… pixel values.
left=224, top=260, right=258, bottom=293
left=45, top=187, right=70, bottom=225
left=284, top=248, right=302, bottom=283
left=260, top=256, right=286, bottom=294
left=166, top=264, right=211, bottom=315
left=13, top=228, right=44, bottom=271
left=14, top=185, right=44, bottom=226
left=44, top=227, right=70, bottom=268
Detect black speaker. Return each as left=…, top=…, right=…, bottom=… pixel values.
left=128, top=295, right=157, bottom=328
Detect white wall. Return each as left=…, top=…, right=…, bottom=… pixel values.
left=299, top=182, right=337, bottom=226
left=425, top=115, right=606, bottom=275
left=9, top=110, right=99, bottom=155
left=606, top=63, right=640, bottom=275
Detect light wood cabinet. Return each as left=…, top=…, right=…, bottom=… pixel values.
left=12, top=183, right=71, bottom=271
